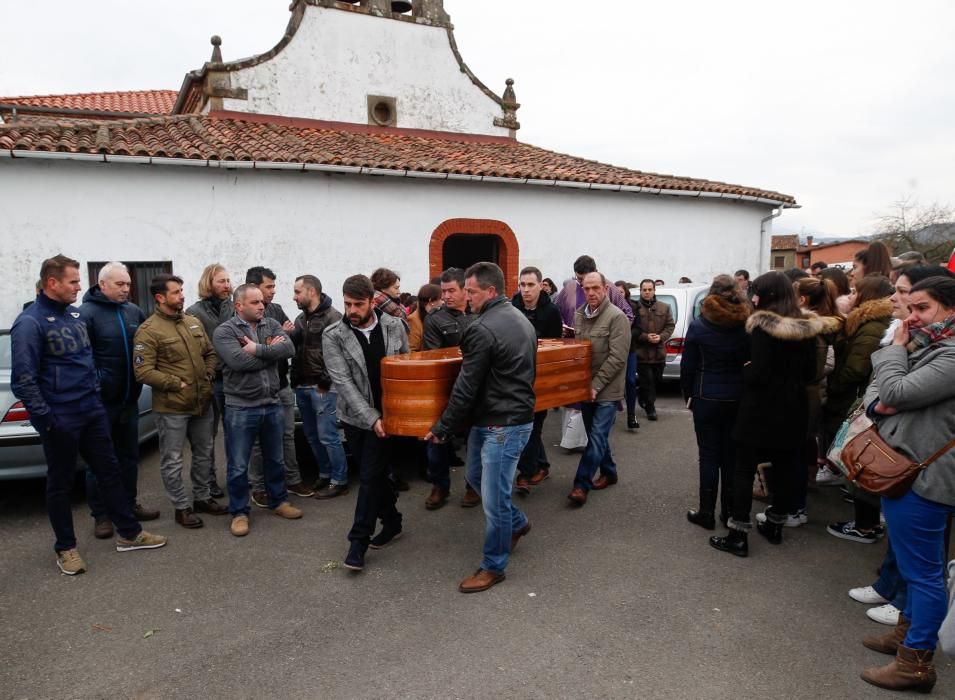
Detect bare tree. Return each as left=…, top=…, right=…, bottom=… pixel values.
left=873, top=196, right=955, bottom=263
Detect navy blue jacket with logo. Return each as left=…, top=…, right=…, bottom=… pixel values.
left=11, top=292, right=101, bottom=431
left=79, top=285, right=146, bottom=406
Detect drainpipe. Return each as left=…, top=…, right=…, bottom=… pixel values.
left=759, top=205, right=790, bottom=272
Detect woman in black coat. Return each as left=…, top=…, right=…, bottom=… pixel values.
left=710, top=272, right=821, bottom=556
left=680, top=275, right=751, bottom=529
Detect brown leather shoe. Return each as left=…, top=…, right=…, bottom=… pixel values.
left=514, top=476, right=531, bottom=495
left=567, top=487, right=588, bottom=505
left=250, top=489, right=269, bottom=508
left=193, top=498, right=228, bottom=516
left=132, top=502, right=160, bottom=521
left=861, top=645, right=936, bottom=693
left=461, top=486, right=482, bottom=508
left=93, top=518, right=114, bottom=539
left=459, top=568, right=505, bottom=593
left=510, top=522, right=531, bottom=552
left=863, top=616, right=910, bottom=656
left=287, top=482, right=316, bottom=498
left=175, top=508, right=204, bottom=529
left=592, top=474, right=618, bottom=490
left=529, top=468, right=550, bottom=486
left=425, top=487, right=449, bottom=510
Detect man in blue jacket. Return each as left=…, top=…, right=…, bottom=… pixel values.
left=79, top=262, right=160, bottom=539
left=11, top=255, right=167, bottom=575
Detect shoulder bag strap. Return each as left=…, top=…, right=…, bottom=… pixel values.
left=920, top=436, right=955, bottom=467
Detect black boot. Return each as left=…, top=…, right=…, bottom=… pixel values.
left=709, top=529, right=748, bottom=557
left=627, top=414, right=640, bottom=430
left=687, top=488, right=717, bottom=530
left=757, top=517, right=783, bottom=545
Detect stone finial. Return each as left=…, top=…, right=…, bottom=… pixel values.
left=367, top=0, right=391, bottom=15
left=414, top=0, right=451, bottom=24
left=494, top=78, right=521, bottom=132
left=210, top=35, right=223, bottom=64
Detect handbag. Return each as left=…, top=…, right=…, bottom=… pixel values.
left=826, top=403, right=869, bottom=477
left=838, top=410, right=955, bottom=498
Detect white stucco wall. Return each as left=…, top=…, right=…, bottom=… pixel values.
left=220, top=6, right=509, bottom=136
left=0, top=159, right=773, bottom=326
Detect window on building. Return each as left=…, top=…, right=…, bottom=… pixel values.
left=802, top=256, right=811, bottom=268
left=774, top=256, right=785, bottom=269
left=87, top=261, right=173, bottom=316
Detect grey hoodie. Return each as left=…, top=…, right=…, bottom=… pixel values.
left=213, top=315, right=294, bottom=407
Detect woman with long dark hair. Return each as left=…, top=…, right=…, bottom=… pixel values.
left=680, top=275, right=751, bottom=529
left=852, top=241, right=893, bottom=284
left=408, top=283, right=442, bottom=352
left=710, top=272, right=820, bottom=556
left=858, top=277, right=955, bottom=693
left=820, top=266, right=853, bottom=314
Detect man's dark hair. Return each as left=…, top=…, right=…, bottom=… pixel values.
left=573, top=255, right=597, bottom=275
left=39, top=254, right=80, bottom=285
left=295, top=274, right=323, bottom=295
left=783, top=268, right=810, bottom=282
left=370, top=267, right=399, bottom=291
left=150, top=273, right=184, bottom=299
left=734, top=269, right=750, bottom=281
left=810, top=261, right=828, bottom=272
left=911, top=277, right=955, bottom=308
left=342, top=274, right=375, bottom=300
left=246, top=266, right=276, bottom=285
left=465, top=262, right=505, bottom=293
left=519, top=266, right=542, bottom=282
left=440, top=267, right=466, bottom=288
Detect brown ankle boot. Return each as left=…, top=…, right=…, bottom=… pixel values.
left=863, top=616, right=910, bottom=655
left=861, top=644, right=936, bottom=693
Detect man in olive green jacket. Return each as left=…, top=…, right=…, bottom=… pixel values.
left=134, top=273, right=226, bottom=529
left=568, top=272, right=630, bottom=506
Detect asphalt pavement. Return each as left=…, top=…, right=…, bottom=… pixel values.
left=1, top=386, right=951, bottom=699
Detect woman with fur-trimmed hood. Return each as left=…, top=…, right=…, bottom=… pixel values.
left=710, top=272, right=821, bottom=557
left=680, top=275, right=751, bottom=531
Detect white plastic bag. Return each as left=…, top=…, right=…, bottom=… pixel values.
left=939, top=559, right=955, bottom=655
left=560, top=408, right=588, bottom=451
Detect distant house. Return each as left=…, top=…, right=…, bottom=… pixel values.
left=770, top=235, right=799, bottom=270
left=771, top=235, right=873, bottom=271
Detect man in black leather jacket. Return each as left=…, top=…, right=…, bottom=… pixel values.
left=426, top=262, right=537, bottom=594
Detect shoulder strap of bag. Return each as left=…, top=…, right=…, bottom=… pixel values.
left=920, top=437, right=955, bottom=467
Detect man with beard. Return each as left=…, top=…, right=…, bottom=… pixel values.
left=288, top=274, right=349, bottom=499
left=323, top=275, right=408, bottom=572
left=135, top=274, right=227, bottom=528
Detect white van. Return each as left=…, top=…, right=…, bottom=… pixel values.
left=648, top=284, right=711, bottom=381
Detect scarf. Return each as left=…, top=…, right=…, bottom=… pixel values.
left=907, top=313, right=955, bottom=353
left=373, top=290, right=408, bottom=321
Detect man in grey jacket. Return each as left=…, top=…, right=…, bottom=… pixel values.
left=213, top=284, right=303, bottom=537
left=568, top=272, right=631, bottom=506
left=323, top=275, right=408, bottom=572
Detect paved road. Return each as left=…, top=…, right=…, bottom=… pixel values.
left=1, top=388, right=951, bottom=699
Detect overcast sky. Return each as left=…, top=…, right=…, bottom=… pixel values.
left=2, top=0, right=953, bottom=238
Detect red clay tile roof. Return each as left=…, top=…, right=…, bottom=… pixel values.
left=0, top=113, right=796, bottom=204
left=0, top=90, right=177, bottom=116
left=771, top=235, right=800, bottom=251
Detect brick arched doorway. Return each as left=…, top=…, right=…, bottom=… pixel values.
left=429, top=219, right=520, bottom=295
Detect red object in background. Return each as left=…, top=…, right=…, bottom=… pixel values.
left=948, top=248, right=955, bottom=272
left=666, top=338, right=685, bottom=355
left=2, top=401, right=30, bottom=423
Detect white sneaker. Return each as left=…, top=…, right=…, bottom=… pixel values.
left=849, top=585, right=889, bottom=605
left=816, top=466, right=842, bottom=486
left=755, top=509, right=802, bottom=528
left=867, top=603, right=901, bottom=626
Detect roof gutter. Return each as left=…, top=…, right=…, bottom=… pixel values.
left=0, top=149, right=797, bottom=208
left=0, top=103, right=165, bottom=122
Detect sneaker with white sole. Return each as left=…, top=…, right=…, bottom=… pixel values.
left=755, top=509, right=803, bottom=528
left=826, top=520, right=877, bottom=544
left=116, top=530, right=168, bottom=552
left=56, top=548, right=87, bottom=575
left=867, top=603, right=901, bottom=626
left=849, top=585, right=890, bottom=605
left=816, top=466, right=843, bottom=486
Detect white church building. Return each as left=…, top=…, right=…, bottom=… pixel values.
left=0, top=0, right=795, bottom=324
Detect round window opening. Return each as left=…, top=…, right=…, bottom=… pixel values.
left=372, top=101, right=393, bottom=126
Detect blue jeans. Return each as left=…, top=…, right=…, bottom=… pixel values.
left=625, top=352, right=638, bottom=416
left=573, top=401, right=618, bottom=490
left=690, top=398, right=737, bottom=516
left=882, top=489, right=954, bottom=650
left=295, top=388, right=349, bottom=485
left=223, top=403, right=288, bottom=516
left=465, top=424, right=532, bottom=573
left=872, top=539, right=908, bottom=613
left=426, top=440, right=452, bottom=492
left=39, top=401, right=141, bottom=551
left=86, top=400, right=139, bottom=520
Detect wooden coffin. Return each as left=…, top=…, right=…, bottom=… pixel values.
left=381, top=339, right=592, bottom=437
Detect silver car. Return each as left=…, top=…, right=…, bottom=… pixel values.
left=0, top=329, right=158, bottom=480
left=654, top=284, right=711, bottom=381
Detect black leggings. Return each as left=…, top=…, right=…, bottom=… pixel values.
left=731, top=445, right=801, bottom=526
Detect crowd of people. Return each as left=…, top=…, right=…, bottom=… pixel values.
left=10, top=243, right=955, bottom=693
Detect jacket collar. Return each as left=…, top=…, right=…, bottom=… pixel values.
left=701, top=294, right=750, bottom=328
left=478, top=296, right=508, bottom=315
left=845, top=298, right=894, bottom=337
left=746, top=310, right=824, bottom=340
left=35, top=291, right=69, bottom=313
left=155, top=308, right=183, bottom=322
